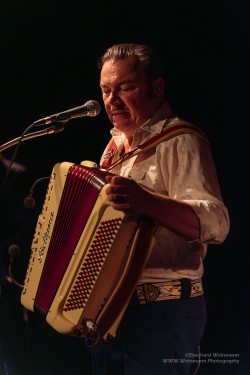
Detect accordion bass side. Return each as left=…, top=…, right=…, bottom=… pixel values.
left=21, top=161, right=155, bottom=340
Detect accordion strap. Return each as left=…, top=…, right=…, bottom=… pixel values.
left=102, top=119, right=207, bottom=171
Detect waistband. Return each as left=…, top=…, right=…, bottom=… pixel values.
left=135, top=278, right=203, bottom=304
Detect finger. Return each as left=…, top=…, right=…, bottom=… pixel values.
left=105, top=174, right=114, bottom=183
left=106, top=185, right=128, bottom=195
left=107, top=193, right=127, bottom=204
left=111, top=202, right=130, bottom=211
left=107, top=175, right=129, bottom=186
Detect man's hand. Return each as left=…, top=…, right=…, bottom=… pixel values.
left=105, top=175, right=148, bottom=214
left=105, top=174, right=200, bottom=241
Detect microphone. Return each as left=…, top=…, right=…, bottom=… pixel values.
left=8, top=244, right=21, bottom=259
left=24, top=195, right=35, bottom=209
left=33, top=100, right=101, bottom=127
left=24, top=176, right=50, bottom=208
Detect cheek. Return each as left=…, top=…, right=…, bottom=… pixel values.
left=130, top=101, right=148, bottom=118
left=103, top=96, right=110, bottom=107
left=125, top=96, right=141, bottom=112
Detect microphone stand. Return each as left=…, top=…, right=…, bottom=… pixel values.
left=0, top=124, right=65, bottom=152
left=0, top=123, right=66, bottom=373
left=0, top=123, right=65, bottom=287
left=0, top=119, right=82, bottom=374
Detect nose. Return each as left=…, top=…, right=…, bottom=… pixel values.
left=106, top=91, right=121, bottom=106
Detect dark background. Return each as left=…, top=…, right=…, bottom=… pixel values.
left=0, top=0, right=248, bottom=374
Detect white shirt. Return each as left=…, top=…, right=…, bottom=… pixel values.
left=100, top=102, right=230, bottom=282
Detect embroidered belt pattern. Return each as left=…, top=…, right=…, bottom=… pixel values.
left=136, top=279, right=203, bottom=304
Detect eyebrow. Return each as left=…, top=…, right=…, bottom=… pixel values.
left=100, top=79, right=136, bottom=88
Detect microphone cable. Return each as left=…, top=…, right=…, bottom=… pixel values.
left=7, top=245, right=24, bottom=288
left=0, top=123, right=35, bottom=193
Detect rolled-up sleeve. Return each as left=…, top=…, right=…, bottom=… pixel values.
left=184, top=198, right=230, bottom=244
left=158, top=133, right=230, bottom=244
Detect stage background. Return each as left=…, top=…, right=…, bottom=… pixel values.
left=0, top=1, right=247, bottom=374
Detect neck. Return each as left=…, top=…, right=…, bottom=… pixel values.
left=123, top=136, right=133, bottom=152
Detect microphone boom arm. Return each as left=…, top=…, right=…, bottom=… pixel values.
left=0, top=124, right=65, bottom=152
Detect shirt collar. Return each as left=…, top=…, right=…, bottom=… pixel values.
left=110, top=101, right=175, bottom=148
left=141, top=101, right=175, bottom=134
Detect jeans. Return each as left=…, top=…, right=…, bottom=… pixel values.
left=91, top=292, right=207, bottom=375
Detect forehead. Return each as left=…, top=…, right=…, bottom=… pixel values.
left=100, top=57, right=146, bottom=85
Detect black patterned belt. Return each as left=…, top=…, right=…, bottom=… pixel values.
left=135, top=278, right=203, bottom=304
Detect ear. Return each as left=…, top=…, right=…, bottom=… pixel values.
left=153, top=77, right=165, bottom=98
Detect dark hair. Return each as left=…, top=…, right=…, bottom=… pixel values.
left=97, top=43, right=166, bottom=81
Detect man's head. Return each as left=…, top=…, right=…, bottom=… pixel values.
left=98, top=43, right=167, bottom=136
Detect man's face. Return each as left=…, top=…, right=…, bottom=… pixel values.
left=100, top=57, right=162, bottom=137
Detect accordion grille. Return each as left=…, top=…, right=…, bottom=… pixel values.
left=63, top=217, right=123, bottom=311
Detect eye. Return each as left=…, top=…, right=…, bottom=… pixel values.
left=120, top=85, right=134, bottom=92
left=101, top=88, right=111, bottom=96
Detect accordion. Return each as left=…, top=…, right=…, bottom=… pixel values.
left=21, top=161, right=155, bottom=340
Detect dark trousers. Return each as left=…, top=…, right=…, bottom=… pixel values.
left=91, top=292, right=206, bottom=375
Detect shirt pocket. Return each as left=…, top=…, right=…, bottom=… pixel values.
left=126, top=153, right=158, bottom=188
left=128, top=164, right=147, bottom=182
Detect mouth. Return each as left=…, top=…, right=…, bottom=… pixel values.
left=110, top=109, right=129, bottom=121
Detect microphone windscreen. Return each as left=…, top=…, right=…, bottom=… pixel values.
left=24, top=195, right=35, bottom=208
left=8, top=244, right=21, bottom=257
left=85, top=100, right=101, bottom=116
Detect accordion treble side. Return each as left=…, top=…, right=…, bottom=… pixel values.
left=21, top=161, right=155, bottom=340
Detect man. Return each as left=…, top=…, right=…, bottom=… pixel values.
left=92, top=43, right=230, bottom=375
